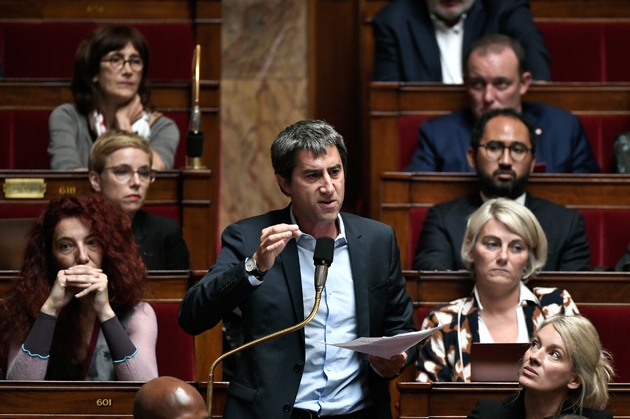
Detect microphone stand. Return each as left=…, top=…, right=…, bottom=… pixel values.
left=206, top=289, right=324, bottom=416
left=186, top=44, right=205, bottom=169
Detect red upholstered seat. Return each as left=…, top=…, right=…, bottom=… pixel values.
left=0, top=110, right=187, bottom=171
left=0, top=22, right=194, bottom=80
left=604, top=23, right=630, bottom=82
left=397, top=115, right=434, bottom=170
left=578, top=115, right=630, bottom=173
left=151, top=302, right=195, bottom=381
left=537, top=22, right=605, bottom=82
left=537, top=21, right=630, bottom=82
left=162, top=111, right=189, bottom=170
left=408, top=207, right=430, bottom=270
left=0, top=111, right=51, bottom=169
left=143, top=205, right=181, bottom=225
left=416, top=306, right=432, bottom=329
left=579, top=209, right=630, bottom=269
left=578, top=305, right=630, bottom=383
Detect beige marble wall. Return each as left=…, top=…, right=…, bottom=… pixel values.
left=220, top=0, right=309, bottom=232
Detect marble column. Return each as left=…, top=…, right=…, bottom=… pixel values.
left=220, top=0, right=309, bottom=231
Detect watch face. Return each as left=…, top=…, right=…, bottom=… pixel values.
left=245, top=257, right=256, bottom=272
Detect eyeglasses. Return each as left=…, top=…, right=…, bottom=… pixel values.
left=103, top=165, right=155, bottom=183
left=477, top=141, right=533, bottom=162
left=100, top=55, right=144, bottom=71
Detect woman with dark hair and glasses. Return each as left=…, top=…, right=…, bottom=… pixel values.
left=88, top=130, right=190, bottom=270
left=0, top=193, right=158, bottom=380
left=48, top=25, right=179, bottom=171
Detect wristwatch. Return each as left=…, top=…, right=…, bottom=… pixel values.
left=245, top=255, right=267, bottom=279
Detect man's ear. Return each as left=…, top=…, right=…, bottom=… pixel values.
left=567, top=374, right=582, bottom=390
left=88, top=171, right=102, bottom=192
left=466, top=147, right=477, bottom=169
left=275, top=173, right=290, bottom=196
left=519, top=71, right=532, bottom=95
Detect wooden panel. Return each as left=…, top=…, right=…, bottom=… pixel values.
left=0, top=0, right=193, bottom=20
left=0, top=381, right=228, bottom=418
left=1, top=272, right=191, bottom=302
left=382, top=173, right=630, bottom=209
left=405, top=271, right=630, bottom=308
left=371, top=83, right=630, bottom=114
left=0, top=80, right=218, bottom=111
left=398, top=382, right=630, bottom=418
left=530, top=0, right=630, bottom=18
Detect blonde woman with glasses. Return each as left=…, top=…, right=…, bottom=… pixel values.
left=49, top=25, right=179, bottom=171
left=89, top=130, right=189, bottom=270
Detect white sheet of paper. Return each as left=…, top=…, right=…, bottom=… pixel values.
left=324, top=325, right=444, bottom=359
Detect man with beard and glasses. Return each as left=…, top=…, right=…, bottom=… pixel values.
left=404, top=34, right=600, bottom=174
left=412, top=108, right=591, bottom=272
left=372, top=0, right=550, bottom=82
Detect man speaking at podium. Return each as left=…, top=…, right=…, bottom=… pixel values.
left=179, top=120, right=416, bottom=419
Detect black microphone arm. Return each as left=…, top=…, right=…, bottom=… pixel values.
left=207, top=236, right=335, bottom=415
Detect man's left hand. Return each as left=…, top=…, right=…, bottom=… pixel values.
left=368, top=352, right=407, bottom=378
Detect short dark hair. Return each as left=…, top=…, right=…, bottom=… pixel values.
left=72, top=25, right=152, bottom=115
left=271, top=120, right=347, bottom=196
left=465, top=34, right=527, bottom=76
left=471, top=108, right=536, bottom=154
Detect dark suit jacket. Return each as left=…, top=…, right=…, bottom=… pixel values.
left=468, top=390, right=612, bottom=419
left=373, top=0, right=551, bottom=82
left=616, top=242, right=630, bottom=271
left=132, top=209, right=191, bottom=270
left=405, top=102, right=601, bottom=174
left=178, top=206, right=417, bottom=419
left=413, top=193, right=591, bottom=271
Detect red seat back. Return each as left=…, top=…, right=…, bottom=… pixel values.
left=537, top=22, right=605, bottom=82
left=578, top=305, right=630, bottom=383
left=0, top=22, right=194, bottom=80
left=152, top=302, right=195, bottom=381
left=0, top=111, right=51, bottom=169
left=579, top=209, right=630, bottom=269
left=0, top=110, right=188, bottom=171
left=578, top=115, right=630, bottom=173
left=397, top=115, right=434, bottom=170
left=408, top=207, right=430, bottom=269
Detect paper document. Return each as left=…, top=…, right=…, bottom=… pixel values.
left=324, top=325, right=444, bottom=359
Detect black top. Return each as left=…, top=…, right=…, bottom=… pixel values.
left=132, top=209, right=191, bottom=270
left=467, top=390, right=612, bottom=419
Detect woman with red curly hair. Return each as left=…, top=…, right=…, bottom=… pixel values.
left=0, top=193, right=158, bottom=381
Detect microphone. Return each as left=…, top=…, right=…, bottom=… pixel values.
left=313, top=236, right=334, bottom=293
left=206, top=237, right=335, bottom=416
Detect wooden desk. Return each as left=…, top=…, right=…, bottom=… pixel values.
left=0, top=270, right=193, bottom=301
left=405, top=271, right=630, bottom=309
left=398, top=382, right=630, bottom=419
left=0, top=381, right=228, bottom=419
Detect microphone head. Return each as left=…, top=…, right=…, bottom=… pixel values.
left=313, top=236, right=334, bottom=267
